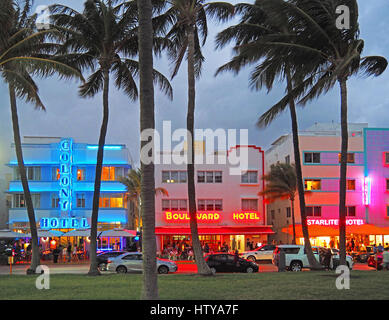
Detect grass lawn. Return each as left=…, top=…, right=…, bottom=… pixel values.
left=0, top=271, right=388, bottom=300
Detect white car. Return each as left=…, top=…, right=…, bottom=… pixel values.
left=107, top=252, right=178, bottom=274
left=272, top=245, right=353, bottom=271
left=240, top=244, right=276, bottom=262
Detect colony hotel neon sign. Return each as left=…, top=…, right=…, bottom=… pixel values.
left=59, top=139, right=73, bottom=213
left=41, top=217, right=89, bottom=229
left=164, top=212, right=260, bottom=222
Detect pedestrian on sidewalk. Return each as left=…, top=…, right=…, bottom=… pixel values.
left=67, top=242, right=72, bottom=263
left=383, top=247, right=389, bottom=271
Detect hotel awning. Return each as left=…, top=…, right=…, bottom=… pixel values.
left=99, top=229, right=136, bottom=237
left=0, top=230, right=28, bottom=238
left=155, top=226, right=274, bottom=235
left=282, top=224, right=389, bottom=237
left=62, top=229, right=91, bottom=237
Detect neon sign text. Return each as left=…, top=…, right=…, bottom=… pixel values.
left=165, top=212, right=220, bottom=222
left=307, top=219, right=365, bottom=226
left=40, top=217, right=89, bottom=229
left=59, top=139, right=73, bottom=213
left=363, top=176, right=371, bottom=206
left=232, top=212, right=260, bottom=221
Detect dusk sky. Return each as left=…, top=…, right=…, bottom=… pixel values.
left=0, top=0, right=388, bottom=170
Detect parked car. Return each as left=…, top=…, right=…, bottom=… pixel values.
left=97, top=251, right=126, bottom=271
left=204, top=253, right=259, bottom=273
left=107, top=252, right=178, bottom=274
left=240, top=244, right=276, bottom=262
left=273, top=245, right=353, bottom=271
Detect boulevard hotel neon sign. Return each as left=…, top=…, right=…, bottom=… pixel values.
left=165, top=212, right=260, bottom=222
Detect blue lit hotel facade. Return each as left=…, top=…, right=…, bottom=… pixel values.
left=6, top=137, right=131, bottom=237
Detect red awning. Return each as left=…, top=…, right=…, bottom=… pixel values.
left=282, top=224, right=389, bottom=237
left=155, top=226, right=274, bottom=235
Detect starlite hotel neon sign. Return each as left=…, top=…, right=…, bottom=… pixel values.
left=40, top=138, right=89, bottom=229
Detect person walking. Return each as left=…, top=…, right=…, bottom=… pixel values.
left=67, top=242, right=72, bottom=263
left=383, top=248, right=389, bottom=271
left=204, top=243, right=210, bottom=254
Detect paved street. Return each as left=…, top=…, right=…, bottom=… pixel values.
left=0, top=261, right=375, bottom=275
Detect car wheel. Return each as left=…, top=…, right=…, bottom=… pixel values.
left=158, top=266, right=169, bottom=274
left=247, top=256, right=256, bottom=262
left=246, top=266, right=254, bottom=273
left=290, top=261, right=302, bottom=272
left=98, top=263, right=107, bottom=272
left=116, top=266, right=127, bottom=274
left=210, top=267, right=217, bottom=274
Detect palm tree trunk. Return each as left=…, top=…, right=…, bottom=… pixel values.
left=138, top=0, right=159, bottom=300
left=291, top=199, right=296, bottom=245
left=187, top=26, right=212, bottom=275
left=338, top=77, right=348, bottom=266
left=88, top=68, right=110, bottom=276
left=286, top=70, right=321, bottom=269
left=9, top=84, right=40, bottom=274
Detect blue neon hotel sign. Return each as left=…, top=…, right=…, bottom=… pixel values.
left=40, top=217, right=89, bottom=229
left=59, top=139, right=72, bottom=213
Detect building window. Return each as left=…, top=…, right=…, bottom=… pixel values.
left=77, top=168, right=85, bottom=181
left=271, top=210, right=275, bottom=220
left=13, top=194, right=40, bottom=208
left=285, top=155, right=290, bottom=165
left=338, top=153, right=355, bottom=163
left=14, top=167, right=41, bottom=180
left=101, top=167, right=124, bottom=181
left=52, top=167, right=60, bottom=181
left=77, top=194, right=86, bottom=208
left=197, top=171, right=222, bottom=183
left=386, top=179, right=389, bottom=191
left=242, top=199, right=258, bottom=211
left=385, top=152, right=389, bottom=165
left=99, top=194, right=125, bottom=208
left=346, top=206, right=356, bottom=217
left=304, top=152, right=321, bottom=164
left=162, top=171, right=187, bottom=183
left=51, top=194, right=60, bottom=208
left=241, top=171, right=258, bottom=184
left=306, top=206, right=321, bottom=217
left=286, top=207, right=291, bottom=218
left=197, top=199, right=223, bottom=211
left=305, top=179, right=321, bottom=191
left=387, top=206, right=389, bottom=218
left=347, top=179, right=356, bottom=191
left=162, top=199, right=187, bottom=211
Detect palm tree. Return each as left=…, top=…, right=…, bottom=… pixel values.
left=154, top=0, right=235, bottom=275
left=215, top=0, right=322, bottom=269
left=118, top=168, right=169, bottom=230
left=260, top=163, right=298, bottom=244
left=242, top=0, right=387, bottom=265
left=0, top=0, right=83, bottom=274
left=49, top=0, right=173, bottom=276
left=138, top=0, right=159, bottom=300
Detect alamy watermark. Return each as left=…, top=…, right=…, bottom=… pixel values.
left=336, top=5, right=351, bottom=30
left=35, top=265, right=50, bottom=290
left=35, top=5, right=51, bottom=30
left=335, top=265, right=350, bottom=290
left=140, top=121, right=250, bottom=175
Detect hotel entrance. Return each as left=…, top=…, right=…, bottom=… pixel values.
left=229, top=235, right=244, bottom=252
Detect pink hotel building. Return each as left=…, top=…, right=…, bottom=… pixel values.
left=154, top=145, right=274, bottom=253
left=266, top=123, right=389, bottom=248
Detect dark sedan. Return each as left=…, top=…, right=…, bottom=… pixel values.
left=205, top=253, right=259, bottom=273
left=97, top=251, right=126, bottom=271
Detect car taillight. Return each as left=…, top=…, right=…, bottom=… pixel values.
left=107, top=260, right=112, bottom=263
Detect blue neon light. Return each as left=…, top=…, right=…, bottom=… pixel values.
left=86, top=145, right=123, bottom=150
left=59, top=139, right=73, bottom=213
left=40, top=217, right=89, bottom=229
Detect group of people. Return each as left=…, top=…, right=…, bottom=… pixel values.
left=51, top=242, right=87, bottom=263
left=161, top=242, right=194, bottom=260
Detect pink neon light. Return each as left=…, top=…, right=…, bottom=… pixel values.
left=307, top=219, right=365, bottom=226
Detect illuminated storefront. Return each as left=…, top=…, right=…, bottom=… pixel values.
left=6, top=136, right=133, bottom=252
left=266, top=124, right=389, bottom=248
left=155, top=145, right=274, bottom=253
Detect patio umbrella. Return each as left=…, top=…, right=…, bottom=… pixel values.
left=37, top=230, right=64, bottom=238
left=62, top=229, right=91, bottom=237
left=100, top=229, right=135, bottom=237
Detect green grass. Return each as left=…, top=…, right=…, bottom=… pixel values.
left=1, top=271, right=388, bottom=300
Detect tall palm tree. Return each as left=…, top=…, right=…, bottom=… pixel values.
left=118, top=168, right=169, bottom=230
left=215, top=0, right=322, bottom=269
left=242, top=0, right=387, bottom=265
left=0, top=0, right=83, bottom=274
left=49, top=0, right=173, bottom=276
left=154, top=0, right=235, bottom=275
left=260, top=163, right=298, bottom=244
left=138, top=0, right=159, bottom=300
